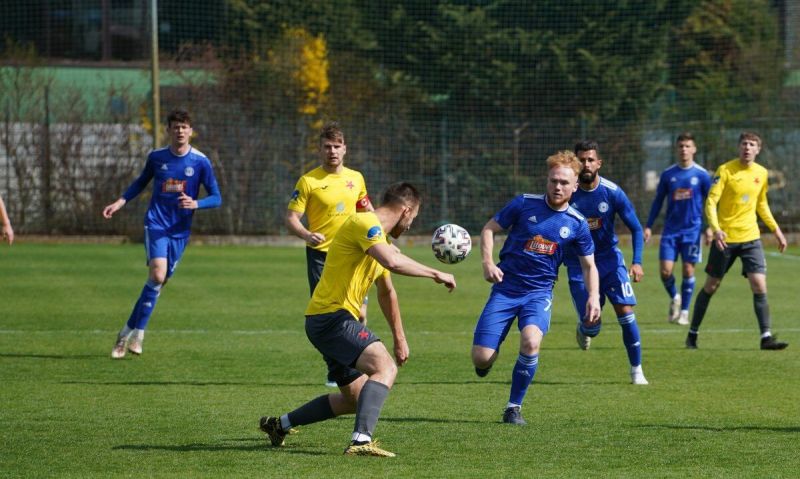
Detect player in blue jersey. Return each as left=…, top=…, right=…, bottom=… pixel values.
left=103, top=109, right=222, bottom=358
left=564, top=140, right=648, bottom=385
left=644, top=132, right=712, bottom=326
left=472, top=151, right=601, bottom=425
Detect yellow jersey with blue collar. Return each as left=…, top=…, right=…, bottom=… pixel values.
left=706, top=159, right=778, bottom=243
left=306, top=212, right=390, bottom=319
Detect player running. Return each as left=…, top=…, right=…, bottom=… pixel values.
left=103, top=109, right=222, bottom=358
left=564, top=140, right=649, bottom=385
left=472, top=151, right=600, bottom=425
left=644, top=132, right=711, bottom=325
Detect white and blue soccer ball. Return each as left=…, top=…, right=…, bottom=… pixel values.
left=431, top=223, right=472, bottom=264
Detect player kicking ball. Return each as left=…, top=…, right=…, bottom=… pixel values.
left=472, top=151, right=600, bottom=425
left=103, top=109, right=221, bottom=358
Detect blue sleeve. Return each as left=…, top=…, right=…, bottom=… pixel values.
left=122, top=156, right=155, bottom=202
left=196, top=160, right=222, bottom=209
left=574, top=220, right=595, bottom=257
left=616, top=189, right=644, bottom=265
left=493, top=195, right=523, bottom=230
left=645, top=174, right=667, bottom=228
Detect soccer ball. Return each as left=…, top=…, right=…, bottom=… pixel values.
left=431, top=224, right=472, bottom=264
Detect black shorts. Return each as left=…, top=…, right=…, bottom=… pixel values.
left=705, top=240, right=767, bottom=278
left=305, top=309, right=380, bottom=386
left=306, top=246, right=327, bottom=296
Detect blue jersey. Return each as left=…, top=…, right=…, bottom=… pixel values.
left=645, top=163, right=711, bottom=236
left=122, top=146, right=221, bottom=238
left=492, top=194, right=594, bottom=295
left=564, top=177, right=643, bottom=270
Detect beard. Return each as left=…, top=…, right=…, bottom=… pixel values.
left=579, top=170, right=596, bottom=184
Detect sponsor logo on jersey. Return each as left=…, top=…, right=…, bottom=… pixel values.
left=559, top=226, right=570, bottom=238
left=673, top=188, right=693, bottom=201
left=525, top=235, right=557, bottom=255
left=290, top=189, right=299, bottom=201
left=336, top=201, right=345, bottom=213
left=184, top=166, right=194, bottom=177
left=586, top=217, right=602, bottom=230
left=162, top=178, right=186, bottom=193
left=367, top=226, right=382, bottom=240
left=598, top=202, right=609, bottom=213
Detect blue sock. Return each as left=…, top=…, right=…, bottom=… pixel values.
left=617, top=313, right=642, bottom=367
left=680, top=277, right=696, bottom=311
left=508, top=353, right=538, bottom=406
left=578, top=321, right=602, bottom=338
left=661, top=275, right=677, bottom=299
left=126, top=280, right=162, bottom=331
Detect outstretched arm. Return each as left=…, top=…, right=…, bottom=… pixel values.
left=367, top=242, right=456, bottom=291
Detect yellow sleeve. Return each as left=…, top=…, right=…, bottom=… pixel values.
left=756, top=175, right=779, bottom=232
left=705, top=166, right=725, bottom=232
left=288, top=176, right=309, bottom=213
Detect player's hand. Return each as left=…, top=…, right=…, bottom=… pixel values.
left=1, top=223, right=13, bottom=245
left=482, top=262, right=504, bottom=283
left=178, top=192, right=197, bottom=209
left=629, top=263, right=644, bottom=283
left=713, top=230, right=727, bottom=251
left=643, top=228, right=652, bottom=244
left=433, top=271, right=456, bottom=292
left=583, top=296, right=602, bottom=324
left=305, top=231, right=325, bottom=246
left=704, top=227, right=713, bottom=246
left=102, top=198, right=126, bottom=219
left=393, top=337, right=409, bottom=366
left=774, top=229, right=787, bottom=253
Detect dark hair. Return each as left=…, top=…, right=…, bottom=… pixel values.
left=574, top=140, right=600, bottom=156
left=382, top=182, right=421, bottom=208
left=319, top=122, right=345, bottom=144
left=676, top=132, right=695, bottom=144
left=166, top=109, right=192, bottom=127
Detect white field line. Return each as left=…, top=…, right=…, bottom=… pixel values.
left=767, top=251, right=800, bottom=260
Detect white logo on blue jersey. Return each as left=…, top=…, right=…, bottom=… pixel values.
left=598, top=202, right=609, bottom=213
left=184, top=167, right=194, bottom=177
left=559, top=226, right=570, bottom=238
left=161, top=164, right=168, bottom=170
left=528, top=215, right=538, bottom=223
left=690, top=176, right=698, bottom=185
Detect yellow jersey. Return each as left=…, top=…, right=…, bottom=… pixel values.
left=705, top=159, right=778, bottom=243
left=306, top=212, right=390, bottom=319
left=288, top=166, right=369, bottom=252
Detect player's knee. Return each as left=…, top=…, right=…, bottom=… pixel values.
left=471, top=346, right=496, bottom=368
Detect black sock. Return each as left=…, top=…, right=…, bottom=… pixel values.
left=354, top=380, right=390, bottom=438
left=690, top=289, right=712, bottom=332
left=753, top=293, right=770, bottom=335
left=287, top=395, right=335, bottom=428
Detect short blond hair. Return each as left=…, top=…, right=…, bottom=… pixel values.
left=739, top=131, right=762, bottom=148
left=546, top=150, right=581, bottom=176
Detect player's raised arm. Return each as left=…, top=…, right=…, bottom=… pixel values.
left=367, top=242, right=455, bottom=291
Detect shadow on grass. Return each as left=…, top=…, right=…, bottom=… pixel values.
left=112, top=439, right=327, bottom=456
left=638, top=424, right=800, bottom=433
left=0, top=353, right=105, bottom=360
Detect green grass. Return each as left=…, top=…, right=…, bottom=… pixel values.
left=1, top=242, right=798, bottom=478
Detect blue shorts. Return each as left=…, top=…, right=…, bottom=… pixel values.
left=473, top=290, right=553, bottom=351
left=144, top=227, right=188, bottom=278
left=659, top=230, right=703, bottom=264
left=568, top=248, right=636, bottom=319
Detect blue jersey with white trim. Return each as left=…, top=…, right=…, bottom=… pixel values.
left=563, top=177, right=643, bottom=268
left=645, top=163, right=711, bottom=235
left=492, top=194, right=594, bottom=295
left=122, top=146, right=221, bottom=238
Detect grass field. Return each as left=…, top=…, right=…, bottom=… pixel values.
left=1, top=242, right=798, bottom=478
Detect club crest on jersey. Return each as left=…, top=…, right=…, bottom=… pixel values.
left=559, top=226, right=570, bottom=238
left=367, top=226, right=382, bottom=240
left=598, top=202, right=609, bottom=213
left=525, top=235, right=557, bottom=255
left=184, top=166, right=194, bottom=177
left=586, top=217, right=602, bottom=230
left=690, top=176, right=698, bottom=185
left=673, top=188, right=693, bottom=201
left=162, top=178, right=186, bottom=193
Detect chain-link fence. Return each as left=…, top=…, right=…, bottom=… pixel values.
left=2, top=1, right=799, bottom=236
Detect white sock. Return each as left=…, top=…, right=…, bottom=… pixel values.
left=119, top=326, right=134, bottom=338
left=280, top=414, right=292, bottom=432
left=631, top=364, right=643, bottom=374
left=133, top=329, right=145, bottom=340
left=505, top=402, right=521, bottom=409
left=351, top=432, right=371, bottom=443
left=761, top=332, right=772, bottom=339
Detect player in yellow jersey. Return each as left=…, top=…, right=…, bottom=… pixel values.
left=286, top=123, right=373, bottom=386
left=686, top=132, right=788, bottom=350
left=261, top=182, right=456, bottom=457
